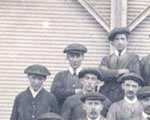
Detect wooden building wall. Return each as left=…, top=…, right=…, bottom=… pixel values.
left=0, top=0, right=150, bottom=120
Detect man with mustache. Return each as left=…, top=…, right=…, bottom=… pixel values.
left=61, top=68, right=111, bottom=120
left=99, top=27, right=141, bottom=103
left=107, top=72, right=143, bottom=120
left=51, top=43, right=87, bottom=108
left=80, top=92, right=107, bottom=120
left=129, top=86, right=150, bottom=120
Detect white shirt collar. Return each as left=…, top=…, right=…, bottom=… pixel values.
left=142, top=111, right=150, bottom=119
left=114, top=49, right=127, bottom=56
left=29, top=87, right=42, bottom=98
left=69, top=66, right=82, bottom=75
left=124, top=96, right=138, bottom=104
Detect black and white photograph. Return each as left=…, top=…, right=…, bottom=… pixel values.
left=0, top=0, right=150, bottom=120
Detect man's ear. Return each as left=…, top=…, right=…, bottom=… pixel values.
left=121, top=83, right=125, bottom=90
left=82, top=103, right=86, bottom=111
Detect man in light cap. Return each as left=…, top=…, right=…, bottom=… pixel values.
left=80, top=92, right=107, bottom=120
left=51, top=43, right=87, bottom=108
left=61, top=68, right=111, bottom=120
left=129, top=86, right=150, bottom=120
left=37, top=112, right=63, bottom=120
left=107, top=72, right=143, bottom=120
left=11, top=64, right=59, bottom=120
left=99, top=27, right=141, bottom=103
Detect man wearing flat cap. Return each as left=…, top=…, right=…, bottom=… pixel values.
left=79, top=92, right=107, bottom=120
left=37, top=112, right=63, bottom=120
left=51, top=43, right=87, bottom=108
left=11, top=64, right=59, bottom=120
left=129, top=86, right=150, bottom=120
left=107, top=72, right=143, bottom=120
left=99, top=27, right=141, bottom=103
left=61, top=68, right=111, bottom=120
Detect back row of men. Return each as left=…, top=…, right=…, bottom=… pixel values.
left=10, top=27, right=150, bottom=120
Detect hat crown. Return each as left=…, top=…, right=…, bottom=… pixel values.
left=117, top=72, right=144, bottom=85
left=108, top=27, right=129, bottom=41
left=137, top=86, right=150, bottom=99
left=78, top=67, right=101, bottom=80
left=24, top=64, right=50, bottom=76
left=63, top=43, right=87, bottom=53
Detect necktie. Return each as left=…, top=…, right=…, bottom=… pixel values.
left=73, top=70, right=76, bottom=76
left=118, top=50, right=122, bottom=56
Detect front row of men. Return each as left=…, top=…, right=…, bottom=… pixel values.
left=10, top=64, right=150, bottom=120
left=11, top=27, right=150, bottom=120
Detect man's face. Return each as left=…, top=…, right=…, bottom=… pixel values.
left=82, top=73, right=99, bottom=92
left=111, top=34, right=128, bottom=52
left=67, top=53, right=84, bottom=70
left=122, top=80, right=139, bottom=100
left=140, top=96, right=150, bottom=110
left=83, top=100, right=103, bottom=120
left=28, top=74, right=46, bottom=91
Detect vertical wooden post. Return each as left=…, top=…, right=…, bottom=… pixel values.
left=110, top=0, right=128, bottom=54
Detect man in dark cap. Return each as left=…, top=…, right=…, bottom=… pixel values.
left=37, top=112, right=63, bottom=120
left=129, top=86, right=150, bottom=120
left=80, top=92, right=107, bottom=120
left=11, top=64, right=59, bottom=120
left=61, top=68, right=111, bottom=120
left=51, top=43, right=87, bottom=108
left=107, top=72, right=143, bottom=120
left=99, top=27, right=141, bottom=103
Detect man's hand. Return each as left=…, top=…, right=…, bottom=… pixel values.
left=118, top=69, right=129, bottom=75
left=75, top=88, right=82, bottom=94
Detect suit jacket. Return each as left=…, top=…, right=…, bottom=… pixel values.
left=51, top=70, right=82, bottom=107
left=107, top=99, right=142, bottom=120
left=140, top=54, right=150, bottom=86
left=61, top=93, right=111, bottom=120
left=99, top=52, right=140, bottom=102
left=10, top=88, right=59, bottom=120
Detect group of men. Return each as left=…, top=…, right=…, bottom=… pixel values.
left=10, top=27, right=150, bottom=120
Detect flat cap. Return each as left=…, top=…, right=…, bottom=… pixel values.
left=80, top=92, right=106, bottom=103
left=24, top=64, right=50, bottom=76
left=78, top=68, right=102, bottom=80
left=137, top=86, right=150, bottom=99
left=63, top=43, right=87, bottom=54
left=37, top=112, right=63, bottom=120
left=117, top=72, right=144, bottom=86
left=108, top=27, right=129, bottom=41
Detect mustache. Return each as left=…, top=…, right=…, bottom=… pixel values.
left=90, top=110, right=97, bottom=115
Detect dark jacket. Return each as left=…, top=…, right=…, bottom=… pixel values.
left=10, top=88, right=59, bottom=120
left=140, top=54, right=150, bottom=86
left=51, top=70, right=82, bottom=107
left=99, top=52, right=140, bottom=102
